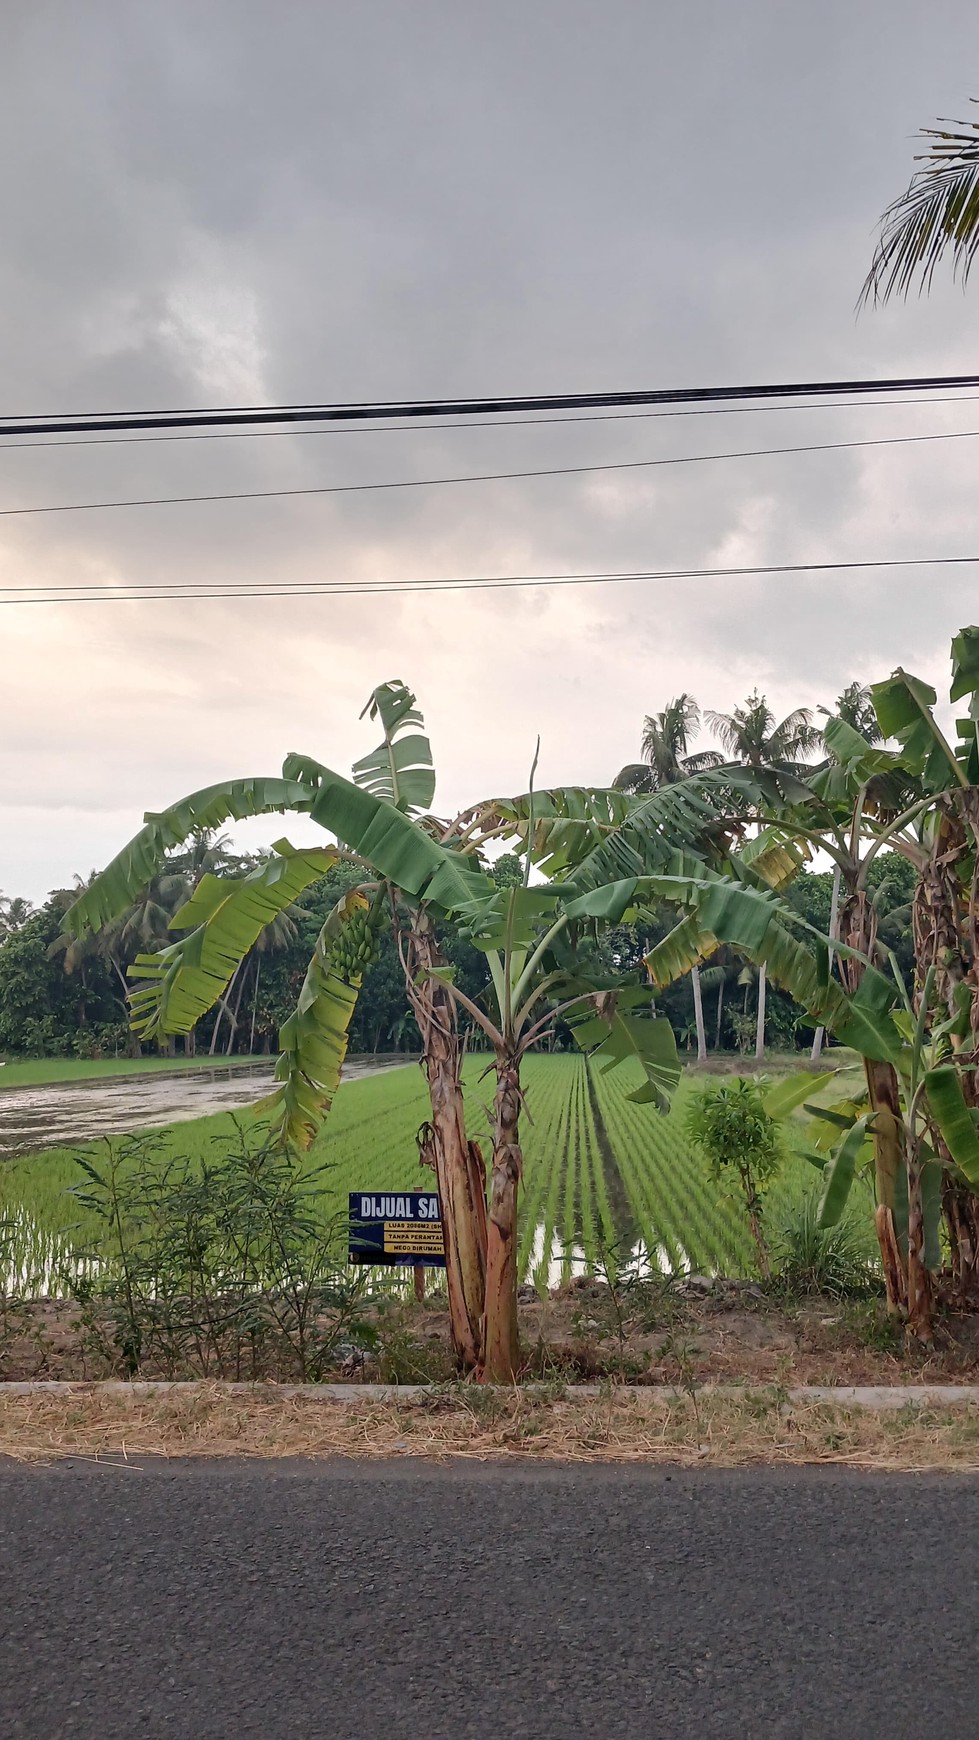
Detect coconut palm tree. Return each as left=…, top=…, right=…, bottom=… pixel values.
left=703, top=693, right=823, bottom=1056
left=614, top=696, right=722, bottom=1061
left=0, top=895, right=33, bottom=940
left=614, top=694, right=723, bottom=796
left=860, top=103, right=979, bottom=305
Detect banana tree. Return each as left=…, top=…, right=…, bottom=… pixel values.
left=423, top=875, right=681, bottom=1380
left=863, top=628, right=979, bottom=1299
left=634, top=847, right=979, bottom=1338
left=63, top=692, right=497, bottom=1369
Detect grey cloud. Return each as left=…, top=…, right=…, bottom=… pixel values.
left=4, top=0, right=979, bottom=896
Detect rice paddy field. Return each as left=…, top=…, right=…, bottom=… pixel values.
left=0, top=1053, right=867, bottom=1294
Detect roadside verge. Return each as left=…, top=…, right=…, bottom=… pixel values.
left=3, top=1381, right=979, bottom=1469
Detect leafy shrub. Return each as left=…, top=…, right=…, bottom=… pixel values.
left=685, top=1078, right=782, bottom=1279
left=69, top=1124, right=376, bottom=1381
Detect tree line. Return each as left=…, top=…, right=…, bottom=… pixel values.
left=0, top=686, right=917, bottom=1065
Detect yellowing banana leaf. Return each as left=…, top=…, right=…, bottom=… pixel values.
left=739, top=829, right=809, bottom=891
left=645, top=914, right=720, bottom=986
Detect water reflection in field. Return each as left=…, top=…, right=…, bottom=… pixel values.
left=0, top=1057, right=408, bottom=1161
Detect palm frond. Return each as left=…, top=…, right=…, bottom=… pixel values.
left=860, top=111, right=979, bottom=305
left=612, top=763, right=655, bottom=795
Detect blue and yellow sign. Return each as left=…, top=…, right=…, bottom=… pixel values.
left=348, top=1192, right=446, bottom=1268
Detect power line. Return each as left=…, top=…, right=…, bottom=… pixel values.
left=1, top=425, right=976, bottom=520
left=4, top=552, right=977, bottom=605
left=6, top=371, right=979, bottom=436
left=4, top=393, right=979, bottom=453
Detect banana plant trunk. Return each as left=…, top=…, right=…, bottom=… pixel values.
left=913, top=826, right=979, bottom=1301
left=865, top=1059, right=909, bottom=1314
left=840, top=887, right=908, bottom=1312
left=906, top=1151, right=935, bottom=1341
left=480, top=1051, right=523, bottom=1382
left=406, top=916, right=487, bottom=1370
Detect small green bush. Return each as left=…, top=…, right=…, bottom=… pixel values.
left=685, top=1078, right=782, bottom=1279
left=68, top=1124, right=376, bottom=1381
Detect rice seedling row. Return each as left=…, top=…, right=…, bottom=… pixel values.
left=2, top=1054, right=830, bottom=1291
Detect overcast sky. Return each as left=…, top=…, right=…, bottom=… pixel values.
left=4, top=1, right=979, bottom=900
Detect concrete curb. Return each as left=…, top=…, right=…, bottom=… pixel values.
left=3, top=1380, right=979, bottom=1409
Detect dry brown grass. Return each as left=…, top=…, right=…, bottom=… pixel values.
left=3, top=1383, right=979, bottom=1470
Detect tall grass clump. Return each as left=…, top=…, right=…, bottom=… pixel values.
left=774, top=1190, right=880, bottom=1299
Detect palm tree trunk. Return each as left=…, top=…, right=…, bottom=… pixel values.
left=810, top=863, right=842, bottom=1064
left=225, top=964, right=246, bottom=1055
left=754, top=962, right=767, bottom=1060
left=691, top=964, right=708, bottom=1065
left=248, top=956, right=262, bottom=1056
left=109, top=959, right=141, bottom=1057
left=481, top=1051, right=522, bottom=1382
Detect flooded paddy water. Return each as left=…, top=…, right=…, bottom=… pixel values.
left=0, top=1056, right=408, bottom=1160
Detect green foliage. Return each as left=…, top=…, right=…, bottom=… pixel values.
left=685, top=1079, right=782, bottom=1188
left=685, top=1078, right=783, bottom=1276
left=69, top=1125, right=376, bottom=1381
left=775, top=1192, right=879, bottom=1299
left=353, top=681, right=437, bottom=814
left=4, top=1057, right=825, bottom=1296
left=127, top=844, right=340, bottom=1042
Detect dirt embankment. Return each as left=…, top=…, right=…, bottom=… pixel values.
left=5, top=1275, right=979, bottom=1389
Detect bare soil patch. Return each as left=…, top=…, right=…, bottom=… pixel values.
left=5, top=1275, right=979, bottom=1389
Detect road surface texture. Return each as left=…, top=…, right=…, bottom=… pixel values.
left=2, top=1458, right=977, bottom=1738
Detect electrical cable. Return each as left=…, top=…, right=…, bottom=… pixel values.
left=6, top=370, right=979, bottom=436
left=2, top=425, right=977, bottom=520
left=4, top=552, right=978, bottom=605
left=4, top=393, right=979, bottom=453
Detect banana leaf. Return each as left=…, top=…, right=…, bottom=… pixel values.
left=762, top=1072, right=837, bottom=1120
left=64, top=777, right=315, bottom=936
left=126, top=844, right=340, bottom=1039
left=924, top=1065, right=979, bottom=1187
left=566, top=1003, right=680, bottom=1110
left=352, top=680, right=436, bottom=814
left=257, top=889, right=372, bottom=1148
left=818, top=1115, right=874, bottom=1227
left=872, top=668, right=962, bottom=788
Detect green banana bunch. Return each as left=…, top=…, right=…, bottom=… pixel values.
left=327, top=903, right=382, bottom=981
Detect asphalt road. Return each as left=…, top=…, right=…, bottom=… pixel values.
left=2, top=1459, right=978, bottom=1739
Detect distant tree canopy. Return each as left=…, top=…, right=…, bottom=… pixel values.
left=0, top=848, right=533, bottom=1059
left=0, top=853, right=915, bottom=1061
